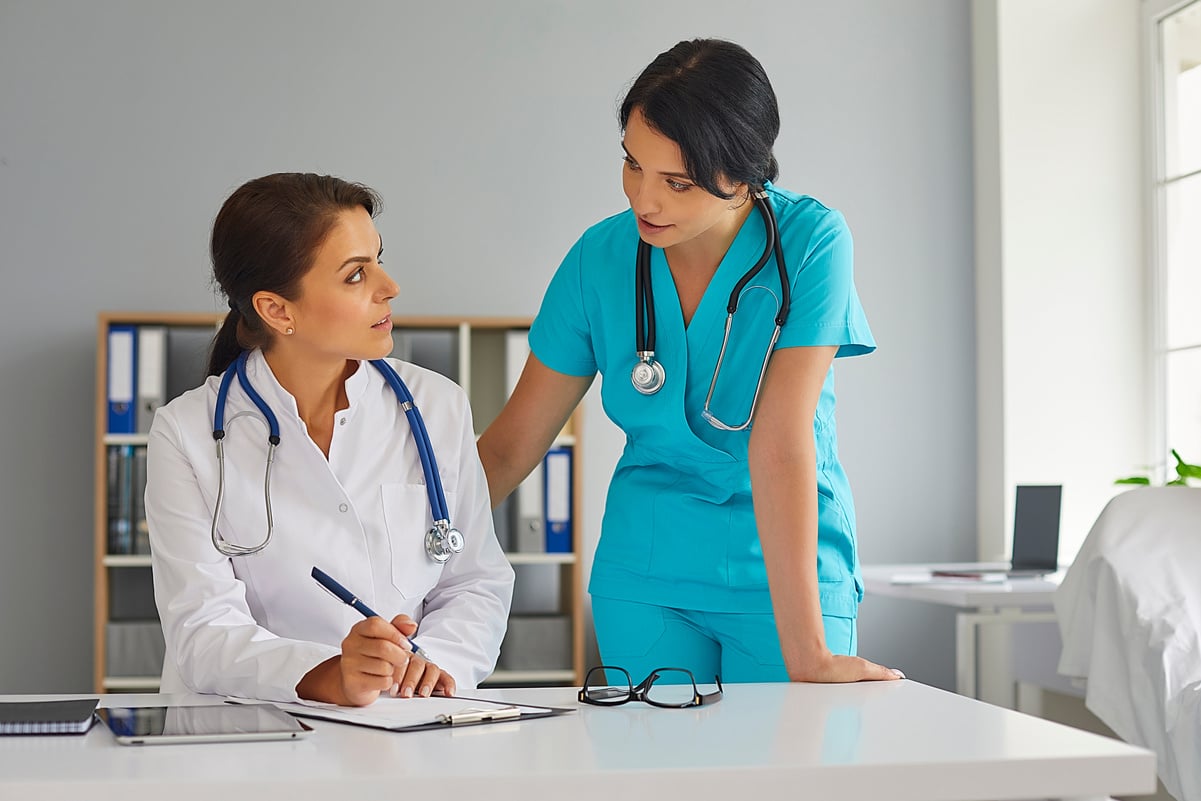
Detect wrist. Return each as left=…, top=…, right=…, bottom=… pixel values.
left=783, top=645, right=834, bottom=681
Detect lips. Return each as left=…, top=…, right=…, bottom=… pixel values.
left=638, top=217, right=671, bottom=234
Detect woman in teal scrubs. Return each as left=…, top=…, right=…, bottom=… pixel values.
left=478, top=39, right=903, bottom=684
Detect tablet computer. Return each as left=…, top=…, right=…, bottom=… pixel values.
left=97, top=703, right=311, bottom=745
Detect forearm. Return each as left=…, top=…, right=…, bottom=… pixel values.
left=749, top=435, right=830, bottom=676
left=477, top=355, right=593, bottom=508
left=476, top=428, right=540, bottom=507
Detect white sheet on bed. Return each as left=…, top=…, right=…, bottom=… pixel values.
left=1056, top=487, right=1201, bottom=801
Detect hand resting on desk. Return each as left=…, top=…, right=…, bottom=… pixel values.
left=296, top=614, right=456, bottom=706
left=788, top=651, right=906, bottom=683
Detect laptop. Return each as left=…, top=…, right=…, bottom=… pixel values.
left=933, top=485, right=1063, bottom=579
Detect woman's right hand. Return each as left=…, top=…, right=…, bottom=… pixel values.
left=338, top=615, right=456, bottom=705
left=787, top=650, right=905, bottom=684
left=333, top=616, right=438, bottom=705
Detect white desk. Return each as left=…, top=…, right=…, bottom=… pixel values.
left=0, top=682, right=1153, bottom=801
left=861, top=563, right=1061, bottom=700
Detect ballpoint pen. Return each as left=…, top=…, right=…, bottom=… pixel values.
left=311, top=566, right=432, bottom=661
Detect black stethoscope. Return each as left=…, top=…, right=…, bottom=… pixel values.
left=632, top=190, right=791, bottom=431
left=209, top=352, right=465, bottom=563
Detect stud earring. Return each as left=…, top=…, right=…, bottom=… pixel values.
left=285, top=327, right=294, bottom=335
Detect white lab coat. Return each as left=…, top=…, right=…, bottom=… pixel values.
left=145, top=350, right=514, bottom=702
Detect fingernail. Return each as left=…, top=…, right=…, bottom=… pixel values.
left=388, top=683, right=399, bottom=697
left=421, top=686, right=432, bottom=697
left=892, top=669, right=906, bottom=679
left=402, top=686, right=413, bottom=698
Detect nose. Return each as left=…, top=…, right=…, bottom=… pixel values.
left=377, top=266, right=399, bottom=301
left=625, top=171, right=660, bottom=218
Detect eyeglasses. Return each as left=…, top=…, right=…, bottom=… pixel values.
left=579, top=666, right=723, bottom=709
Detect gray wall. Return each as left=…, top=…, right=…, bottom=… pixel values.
left=0, top=0, right=974, bottom=692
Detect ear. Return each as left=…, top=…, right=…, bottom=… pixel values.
left=252, top=291, right=294, bottom=337
left=727, top=182, right=752, bottom=210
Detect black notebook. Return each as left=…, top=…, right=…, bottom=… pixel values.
left=0, top=698, right=99, bottom=735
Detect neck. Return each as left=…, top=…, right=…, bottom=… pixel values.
left=262, top=346, right=354, bottom=428
left=665, top=199, right=754, bottom=274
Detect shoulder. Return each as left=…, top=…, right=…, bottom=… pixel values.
left=152, top=375, right=222, bottom=436
left=765, top=184, right=849, bottom=243
left=573, top=208, right=638, bottom=264
left=376, top=358, right=469, bottom=411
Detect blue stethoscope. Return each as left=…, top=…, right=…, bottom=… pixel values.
left=209, top=352, right=465, bottom=563
left=632, top=191, right=790, bottom=431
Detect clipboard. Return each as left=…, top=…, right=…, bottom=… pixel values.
left=262, top=695, right=574, bottom=732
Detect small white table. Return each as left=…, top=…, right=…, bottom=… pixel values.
left=861, top=563, right=1061, bottom=700
left=0, top=682, right=1154, bottom=801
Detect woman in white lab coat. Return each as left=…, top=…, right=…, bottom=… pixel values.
left=145, top=173, right=514, bottom=706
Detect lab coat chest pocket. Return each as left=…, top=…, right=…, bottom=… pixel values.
left=380, top=483, right=447, bottom=600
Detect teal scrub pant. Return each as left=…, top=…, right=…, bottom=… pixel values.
left=591, top=596, right=857, bottom=684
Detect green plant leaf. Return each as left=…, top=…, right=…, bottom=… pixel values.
left=1115, top=476, right=1151, bottom=485
left=1166, top=477, right=1189, bottom=486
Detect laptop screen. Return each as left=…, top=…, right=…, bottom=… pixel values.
left=1011, top=485, right=1062, bottom=571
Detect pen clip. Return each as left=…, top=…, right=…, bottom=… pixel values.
left=436, top=706, right=521, bottom=725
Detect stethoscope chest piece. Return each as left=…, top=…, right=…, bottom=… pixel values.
left=630, top=354, right=665, bottom=395
left=426, top=522, right=465, bottom=564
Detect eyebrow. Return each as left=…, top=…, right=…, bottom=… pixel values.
left=337, top=235, right=384, bottom=272
left=338, top=255, right=372, bottom=272
left=621, top=143, right=693, bottom=181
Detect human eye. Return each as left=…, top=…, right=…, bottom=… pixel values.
left=666, top=179, right=693, bottom=192
left=347, top=265, right=366, bottom=284
left=623, top=155, right=641, bottom=172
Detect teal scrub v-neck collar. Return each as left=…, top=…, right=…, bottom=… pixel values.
left=644, top=197, right=769, bottom=346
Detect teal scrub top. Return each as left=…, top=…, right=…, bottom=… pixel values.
left=529, top=184, right=875, bottom=618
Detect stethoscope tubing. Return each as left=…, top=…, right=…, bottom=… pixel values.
left=634, top=191, right=790, bottom=356
left=370, top=358, right=451, bottom=525
left=632, top=191, right=791, bottom=422
left=209, top=353, right=456, bottom=559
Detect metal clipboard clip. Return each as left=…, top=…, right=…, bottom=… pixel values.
left=436, top=706, right=522, bottom=726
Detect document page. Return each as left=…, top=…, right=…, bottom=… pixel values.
left=266, top=696, right=545, bottom=730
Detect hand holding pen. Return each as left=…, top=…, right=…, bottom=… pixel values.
left=311, top=567, right=455, bottom=702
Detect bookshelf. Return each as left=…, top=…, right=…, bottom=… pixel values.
left=93, top=312, right=585, bottom=693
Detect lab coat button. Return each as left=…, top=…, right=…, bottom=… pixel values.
left=339, top=418, right=347, bottom=426
left=338, top=503, right=349, bottom=513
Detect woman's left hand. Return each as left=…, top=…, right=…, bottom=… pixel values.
left=386, top=614, right=457, bottom=698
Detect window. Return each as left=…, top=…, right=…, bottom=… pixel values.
left=1151, top=0, right=1201, bottom=473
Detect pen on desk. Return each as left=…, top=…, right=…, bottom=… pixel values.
left=310, top=566, right=432, bottom=661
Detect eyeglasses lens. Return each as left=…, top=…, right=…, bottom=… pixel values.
left=583, top=667, right=631, bottom=704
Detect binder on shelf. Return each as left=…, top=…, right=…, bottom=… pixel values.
left=543, top=446, right=572, bottom=553
left=106, top=324, right=137, bottom=434
left=393, top=328, right=460, bottom=383
left=107, top=444, right=136, bottom=555
left=132, top=447, right=150, bottom=554
left=136, top=326, right=167, bottom=433
left=492, top=494, right=514, bottom=552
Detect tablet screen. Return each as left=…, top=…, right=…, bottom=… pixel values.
left=98, top=703, right=310, bottom=744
